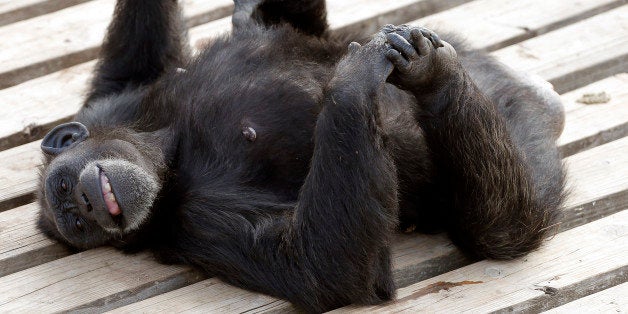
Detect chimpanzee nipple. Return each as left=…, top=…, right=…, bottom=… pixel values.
left=242, top=126, right=257, bottom=142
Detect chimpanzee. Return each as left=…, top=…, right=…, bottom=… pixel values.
left=37, top=0, right=566, bottom=311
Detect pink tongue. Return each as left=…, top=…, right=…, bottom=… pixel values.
left=100, top=172, right=121, bottom=216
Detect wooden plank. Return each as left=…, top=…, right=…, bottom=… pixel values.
left=334, top=209, right=628, bottom=313
left=0, top=0, right=90, bottom=27
left=558, top=73, right=628, bottom=156
left=410, top=0, right=625, bottom=51
left=109, top=278, right=286, bottom=313
left=0, top=141, right=42, bottom=212
left=107, top=137, right=628, bottom=313
left=561, top=137, right=628, bottom=231
left=0, top=62, right=94, bottom=150
left=492, top=6, right=628, bottom=94
left=543, top=282, right=628, bottom=313
left=0, top=203, right=69, bottom=277
left=0, top=0, right=234, bottom=89
left=0, top=248, right=204, bottom=312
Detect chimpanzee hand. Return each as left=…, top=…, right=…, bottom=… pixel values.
left=383, top=25, right=459, bottom=93
left=332, top=30, right=394, bottom=91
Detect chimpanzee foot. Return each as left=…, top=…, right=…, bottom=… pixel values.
left=382, top=25, right=459, bottom=92
left=232, top=0, right=263, bottom=30
left=332, top=31, right=393, bottom=91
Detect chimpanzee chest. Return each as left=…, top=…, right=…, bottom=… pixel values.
left=234, top=96, right=320, bottom=198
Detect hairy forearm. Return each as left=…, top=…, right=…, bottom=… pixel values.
left=88, top=0, right=186, bottom=102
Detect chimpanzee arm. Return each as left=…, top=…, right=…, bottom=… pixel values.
left=173, top=34, right=398, bottom=312
left=85, top=0, right=188, bottom=104
left=385, top=26, right=564, bottom=259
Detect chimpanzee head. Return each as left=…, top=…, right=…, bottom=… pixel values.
left=37, top=122, right=169, bottom=249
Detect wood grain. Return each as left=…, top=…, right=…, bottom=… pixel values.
left=561, top=137, right=628, bottom=231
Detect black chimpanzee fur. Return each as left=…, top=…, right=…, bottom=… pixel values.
left=36, top=0, right=566, bottom=311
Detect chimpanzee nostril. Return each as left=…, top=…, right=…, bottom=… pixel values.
left=81, top=193, right=93, bottom=212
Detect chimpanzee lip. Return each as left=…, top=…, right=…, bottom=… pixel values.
left=98, top=167, right=122, bottom=216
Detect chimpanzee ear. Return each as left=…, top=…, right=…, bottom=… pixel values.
left=41, top=122, right=90, bottom=156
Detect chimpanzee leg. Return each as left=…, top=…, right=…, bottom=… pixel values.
left=85, top=0, right=188, bottom=105
left=233, top=0, right=328, bottom=36
left=459, top=47, right=566, bottom=208
left=384, top=25, right=565, bottom=259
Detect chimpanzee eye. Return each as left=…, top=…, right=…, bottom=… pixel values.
left=60, top=178, right=68, bottom=191
left=75, top=217, right=83, bottom=230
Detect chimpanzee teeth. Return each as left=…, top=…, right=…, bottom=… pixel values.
left=106, top=192, right=116, bottom=202
left=104, top=182, right=112, bottom=193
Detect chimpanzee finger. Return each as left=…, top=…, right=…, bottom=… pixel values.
left=386, top=33, right=419, bottom=60
left=348, top=42, right=361, bottom=54
left=385, top=49, right=411, bottom=72
left=419, top=28, right=444, bottom=48
left=382, top=24, right=396, bottom=33
left=410, top=28, right=431, bottom=56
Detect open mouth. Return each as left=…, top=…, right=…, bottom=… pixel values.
left=99, top=169, right=121, bottom=216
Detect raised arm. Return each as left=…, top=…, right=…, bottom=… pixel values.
left=85, top=0, right=188, bottom=105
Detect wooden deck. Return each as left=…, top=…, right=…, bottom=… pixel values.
left=0, top=0, right=626, bottom=312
